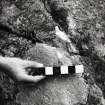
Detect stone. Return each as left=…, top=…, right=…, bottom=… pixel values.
left=0, top=0, right=105, bottom=105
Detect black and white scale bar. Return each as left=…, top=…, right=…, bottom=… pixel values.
left=32, top=65, right=84, bottom=76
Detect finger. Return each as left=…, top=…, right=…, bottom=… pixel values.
left=24, top=61, right=44, bottom=68
left=22, top=75, right=45, bottom=83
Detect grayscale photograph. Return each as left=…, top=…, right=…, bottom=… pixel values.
left=0, top=0, right=105, bottom=105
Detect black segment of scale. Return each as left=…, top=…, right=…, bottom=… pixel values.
left=53, top=66, right=61, bottom=76
left=68, top=66, right=75, bottom=74
left=33, top=67, right=45, bottom=75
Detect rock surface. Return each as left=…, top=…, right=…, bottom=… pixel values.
left=0, top=0, right=105, bottom=105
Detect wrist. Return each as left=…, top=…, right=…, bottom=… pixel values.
left=0, top=56, right=9, bottom=72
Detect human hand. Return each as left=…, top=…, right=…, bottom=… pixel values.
left=0, top=57, right=45, bottom=83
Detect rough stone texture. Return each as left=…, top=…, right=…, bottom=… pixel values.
left=0, top=0, right=105, bottom=105
left=16, top=75, right=88, bottom=105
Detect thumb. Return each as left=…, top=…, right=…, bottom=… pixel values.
left=22, top=75, right=45, bottom=83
